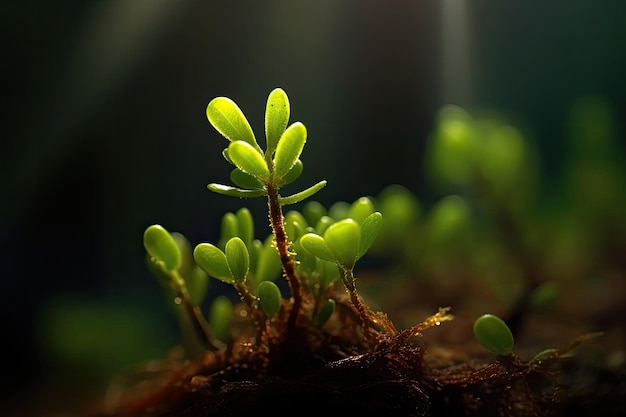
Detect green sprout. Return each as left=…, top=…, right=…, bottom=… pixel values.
left=299, top=198, right=395, bottom=342
left=143, top=224, right=217, bottom=352
left=473, top=313, right=515, bottom=356
left=205, top=88, right=327, bottom=329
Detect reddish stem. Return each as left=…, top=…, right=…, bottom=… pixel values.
left=266, top=183, right=303, bottom=331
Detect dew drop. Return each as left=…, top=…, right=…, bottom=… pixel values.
left=174, top=297, right=182, bottom=305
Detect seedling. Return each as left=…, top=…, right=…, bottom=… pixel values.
left=128, top=89, right=606, bottom=417
left=473, top=313, right=515, bottom=355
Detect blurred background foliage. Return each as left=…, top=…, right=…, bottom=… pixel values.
left=1, top=0, right=625, bottom=415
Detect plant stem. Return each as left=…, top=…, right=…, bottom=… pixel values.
left=340, top=267, right=377, bottom=342
left=171, top=272, right=219, bottom=351
left=266, top=183, right=303, bottom=330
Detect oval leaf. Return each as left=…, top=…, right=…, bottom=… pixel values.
left=358, top=211, right=383, bottom=259
left=193, top=243, right=233, bottom=283
left=265, top=88, right=290, bottom=156
left=208, top=295, right=233, bottom=342
left=257, top=281, right=282, bottom=318
left=230, top=168, right=264, bottom=189
left=299, top=233, right=335, bottom=262
left=323, top=219, right=361, bottom=268
left=206, top=97, right=260, bottom=151
left=225, top=237, right=249, bottom=283
left=143, top=225, right=181, bottom=271
left=228, top=141, right=270, bottom=182
left=348, top=197, right=376, bottom=225
left=255, top=235, right=283, bottom=284
left=281, top=159, right=303, bottom=186
left=473, top=314, right=515, bottom=355
left=274, top=122, right=307, bottom=180
left=235, top=207, right=255, bottom=246
left=314, top=299, right=336, bottom=328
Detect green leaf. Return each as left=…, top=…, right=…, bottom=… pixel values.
left=426, top=195, right=471, bottom=246
left=274, top=122, right=307, bottom=180
left=247, top=239, right=263, bottom=279
left=225, top=237, right=249, bottom=283
left=254, top=235, right=283, bottom=284
left=219, top=212, right=238, bottom=249
left=265, top=88, right=290, bottom=157
left=473, top=314, right=515, bottom=355
left=143, top=225, right=181, bottom=271
left=193, top=243, right=233, bottom=283
left=206, top=97, right=260, bottom=151
left=257, top=281, right=282, bottom=318
left=302, top=201, right=327, bottom=228
left=314, top=215, right=335, bottom=235
left=185, top=266, right=210, bottom=306
left=207, top=183, right=267, bottom=199
left=171, top=232, right=195, bottom=277
left=236, top=207, right=255, bottom=246
left=279, top=180, right=327, bottom=205
left=299, top=233, right=335, bottom=262
left=348, top=197, right=376, bottom=224
left=358, top=212, right=383, bottom=259
left=314, top=298, right=336, bottom=328
left=230, top=168, right=264, bottom=189
left=208, top=295, right=233, bottom=342
left=323, top=219, right=360, bottom=269
left=377, top=184, right=420, bottom=240
left=281, top=159, right=303, bottom=185
left=319, top=259, right=340, bottom=287
left=228, top=141, right=270, bottom=182
left=328, top=201, right=350, bottom=220
left=294, top=236, right=317, bottom=275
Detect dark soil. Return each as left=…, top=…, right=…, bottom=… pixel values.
left=81, top=287, right=626, bottom=417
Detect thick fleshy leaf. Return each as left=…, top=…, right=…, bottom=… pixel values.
left=254, top=235, right=282, bottom=284
left=143, top=225, right=181, bottom=271
left=230, top=168, right=264, bottom=189
left=348, top=197, right=376, bottom=224
left=218, top=212, right=238, bottom=249
left=235, top=207, right=255, bottom=246
left=206, top=97, right=260, bottom=151
left=171, top=232, right=195, bottom=277
left=228, top=141, right=270, bottom=182
left=193, top=243, right=233, bottom=283
left=278, top=180, right=327, bottom=206
left=207, top=183, right=266, bottom=199
left=320, top=259, right=340, bottom=287
left=257, top=281, right=282, bottom=318
left=255, top=235, right=283, bottom=282
left=274, top=122, right=307, bottom=180
left=225, top=237, right=249, bottom=283
left=323, top=219, right=360, bottom=268
left=299, top=233, right=335, bottom=262
left=473, top=314, right=515, bottom=355
left=265, top=88, right=290, bottom=157
left=315, top=215, right=335, bottom=235
left=302, top=201, right=327, bottom=229
left=185, top=266, right=210, bottom=306
left=208, top=295, right=233, bottom=342
left=358, top=212, right=383, bottom=259
left=280, top=159, right=303, bottom=186
left=314, top=298, right=336, bottom=328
